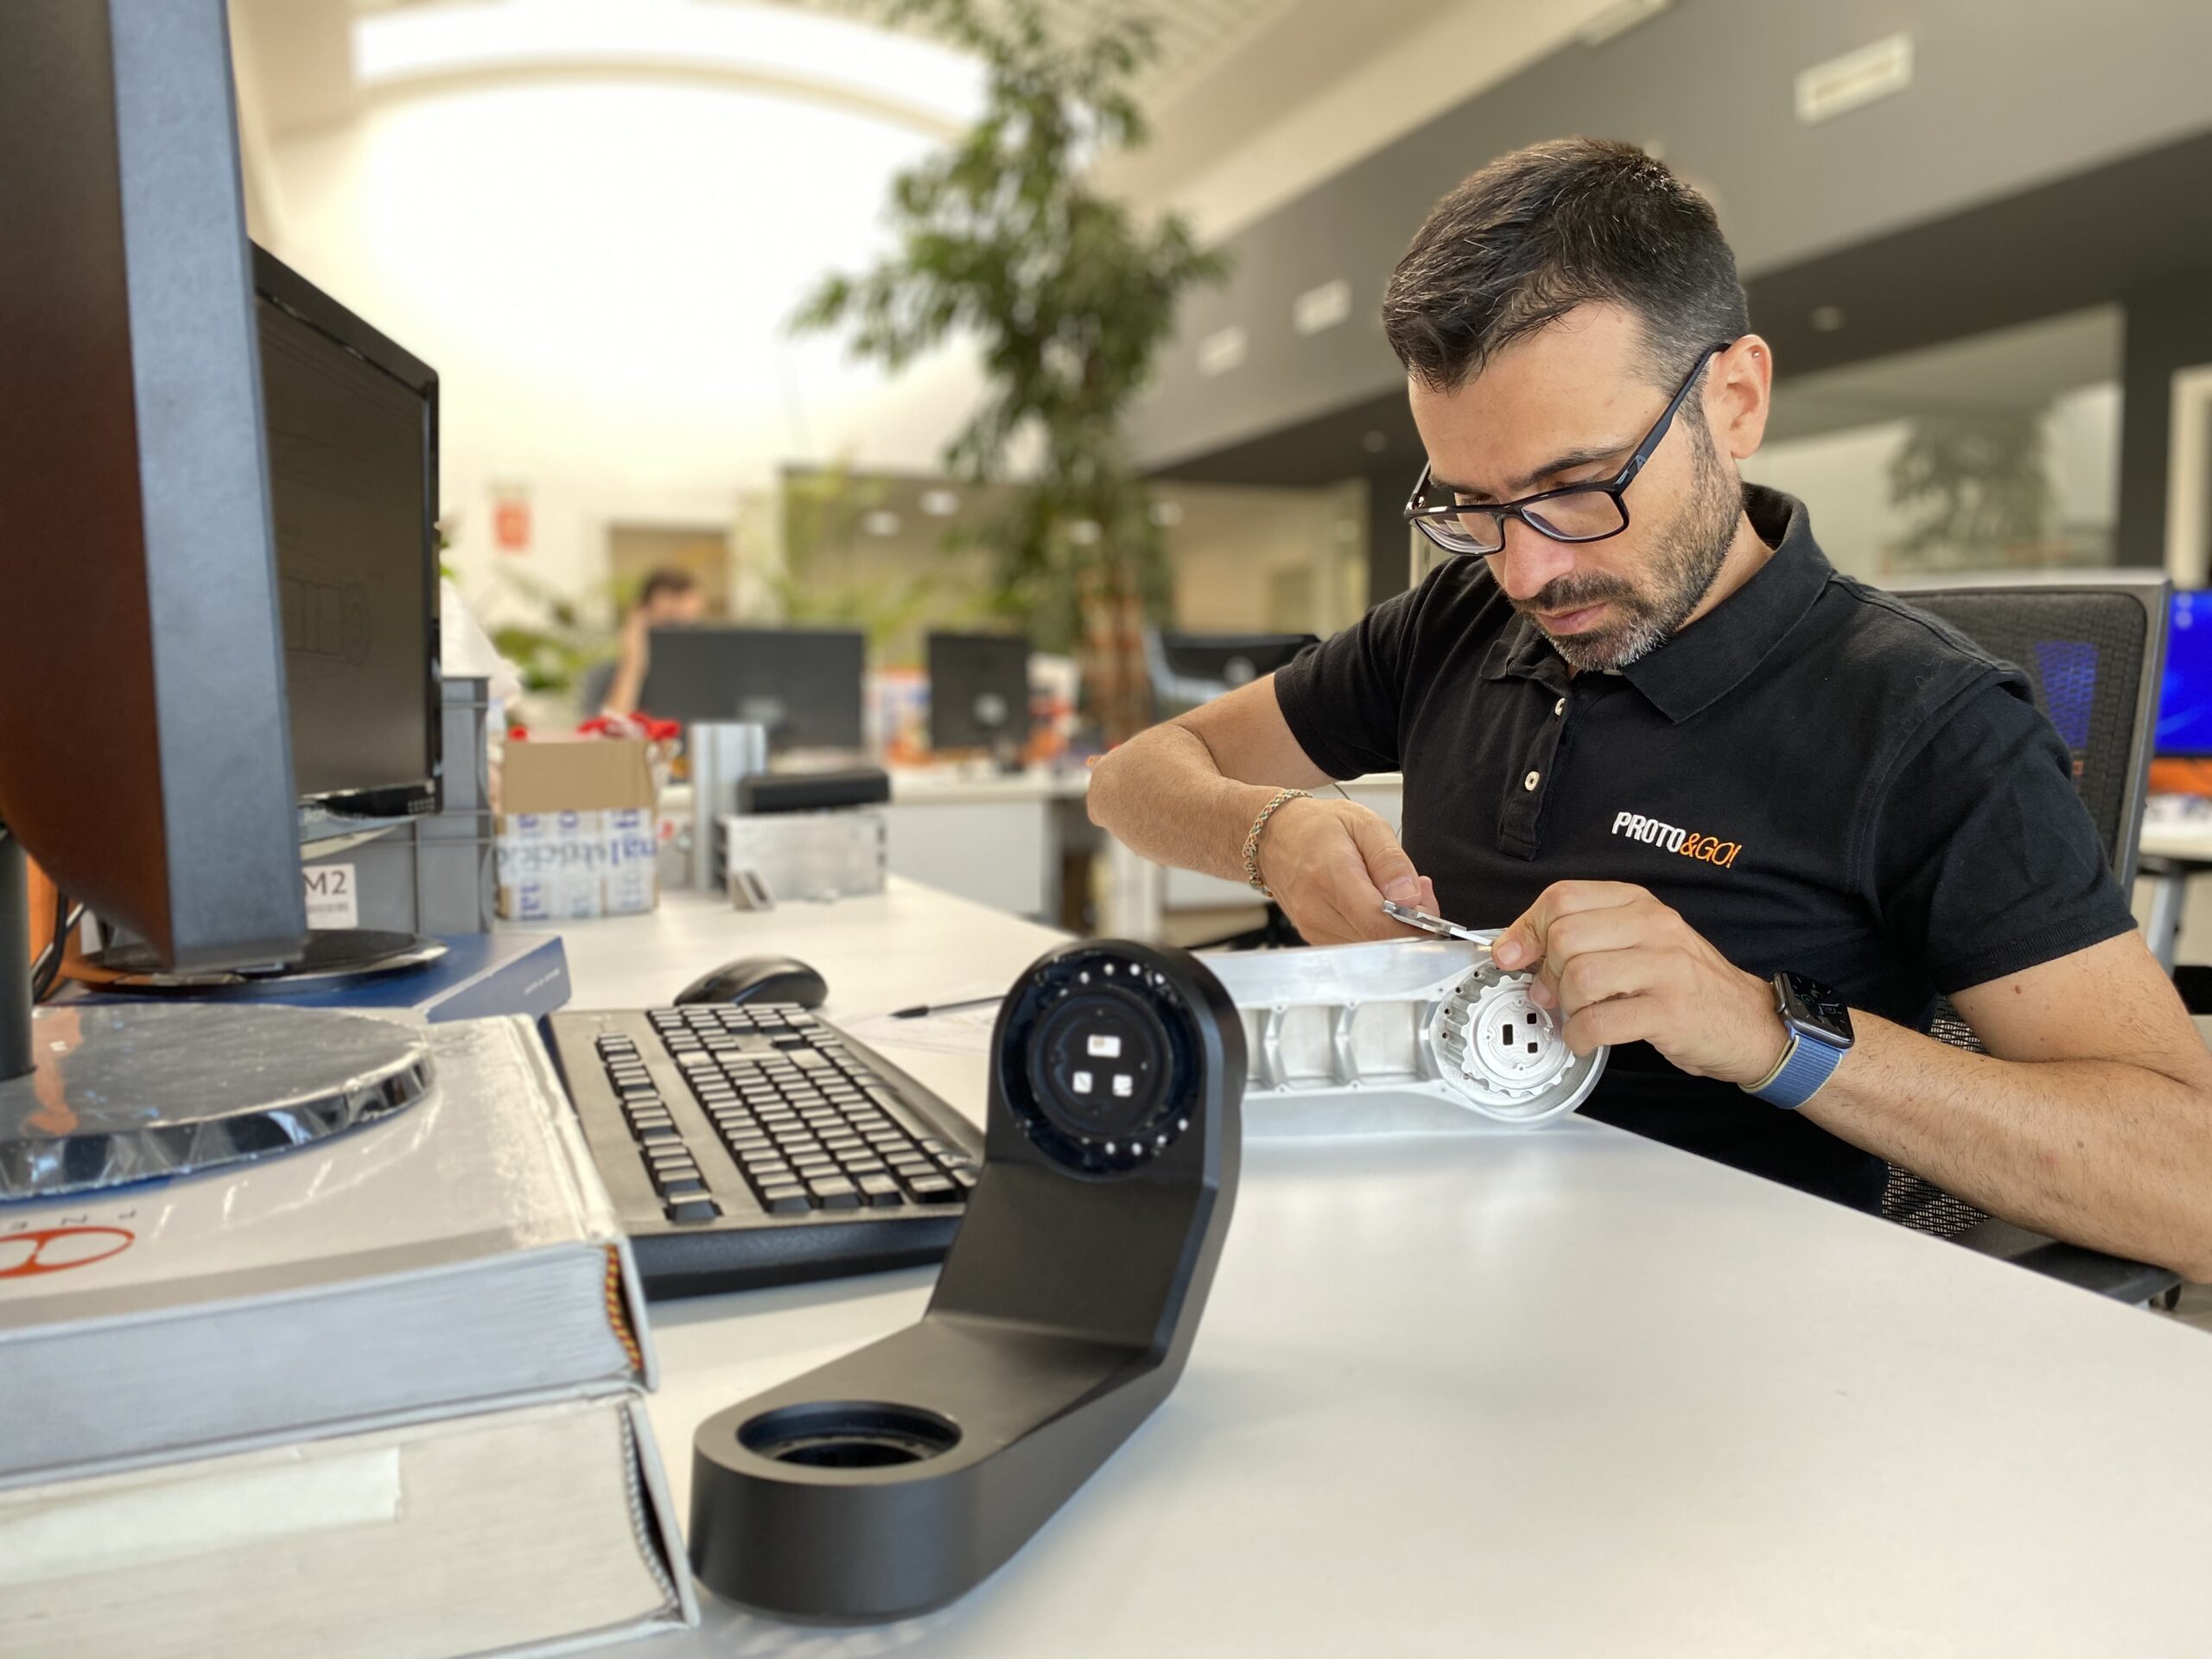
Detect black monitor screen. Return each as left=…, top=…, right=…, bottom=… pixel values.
left=1160, top=632, right=1318, bottom=687
left=642, top=626, right=866, bottom=751
left=928, top=632, right=1031, bottom=751
left=2158, top=590, right=2212, bottom=757
left=257, top=281, right=436, bottom=809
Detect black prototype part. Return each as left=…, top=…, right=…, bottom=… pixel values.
left=688, top=938, right=1246, bottom=1624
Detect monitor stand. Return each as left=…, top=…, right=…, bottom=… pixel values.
left=0, top=830, right=433, bottom=1202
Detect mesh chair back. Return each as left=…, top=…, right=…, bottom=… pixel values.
left=1885, top=574, right=2167, bottom=886
left=1875, top=572, right=2168, bottom=1239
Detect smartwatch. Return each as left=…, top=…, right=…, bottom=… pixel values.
left=1745, top=972, right=1854, bottom=1109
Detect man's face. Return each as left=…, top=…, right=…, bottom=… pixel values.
left=645, top=587, right=707, bottom=627
left=1408, top=303, right=1758, bottom=671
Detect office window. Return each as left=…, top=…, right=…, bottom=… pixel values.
left=1745, top=307, right=2121, bottom=581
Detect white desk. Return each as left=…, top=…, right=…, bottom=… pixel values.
left=883, top=766, right=1090, bottom=921
left=553, top=886, right=2212, bottom=1658
left=2137, top=814, right=2212, bottom=971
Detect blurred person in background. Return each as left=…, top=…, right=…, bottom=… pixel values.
left=595, top=568, right=707, bottom=717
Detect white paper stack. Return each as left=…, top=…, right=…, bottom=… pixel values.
left=0, top=1015, right=696, bottom=1658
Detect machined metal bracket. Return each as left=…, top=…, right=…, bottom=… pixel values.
left=1199, top=936, right=1606, bottom=1137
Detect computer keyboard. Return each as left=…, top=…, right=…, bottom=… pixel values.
left=545, top=1003, right=984, bottom=1300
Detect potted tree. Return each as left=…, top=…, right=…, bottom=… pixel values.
left=794, top=0, right=1224, bottom=743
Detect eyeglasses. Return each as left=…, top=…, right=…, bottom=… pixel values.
left=1402, top=341, right=1733, bottom=557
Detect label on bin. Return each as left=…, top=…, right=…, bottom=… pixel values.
left=302, top=862, right=360, bottom=930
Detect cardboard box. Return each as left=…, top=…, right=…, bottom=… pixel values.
left=496, top=741, right=658, bottom=920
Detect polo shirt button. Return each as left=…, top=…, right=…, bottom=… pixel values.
left=1554, top=697, right=1566, bottom=716
left=1523, top=770, right=1541, bottom=791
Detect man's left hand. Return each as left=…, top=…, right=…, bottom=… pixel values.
left=1490, top=881, right=1789, bottom=1086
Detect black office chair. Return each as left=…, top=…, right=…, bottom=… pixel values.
left=1882, top=569, right=2182, bottom=1304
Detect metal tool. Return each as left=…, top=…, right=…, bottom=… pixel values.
left=1382, top=898, right=1493, bottom=949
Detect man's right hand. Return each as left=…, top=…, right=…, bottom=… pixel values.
left=1255, top=797, right=1439, bottom=945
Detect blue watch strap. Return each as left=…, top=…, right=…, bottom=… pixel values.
left=1750, top=1029, right=1847, bottom=1110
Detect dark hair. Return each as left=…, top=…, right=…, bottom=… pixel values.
left=636, top=568, right=698, bottom=608
left=1382, top=138, right=1746, bottom=392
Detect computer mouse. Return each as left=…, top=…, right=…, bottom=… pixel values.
left=673, top=954, right=829, bottom=1010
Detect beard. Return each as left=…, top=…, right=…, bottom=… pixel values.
left=1514, top=419, right=1743, bottom=673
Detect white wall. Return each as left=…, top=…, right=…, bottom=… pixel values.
left=264, top=75, right=990, bottom=624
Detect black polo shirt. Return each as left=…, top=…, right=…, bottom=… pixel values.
left=1274, top=485, right=2137, bottom=1209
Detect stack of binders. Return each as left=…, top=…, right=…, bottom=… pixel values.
left=0, top=1015, right=696, bottom=1659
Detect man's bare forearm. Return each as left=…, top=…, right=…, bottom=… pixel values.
left=1087, top=723, right=1284, bottom=883
left=1808, top=1014, right=2212, bottom=1280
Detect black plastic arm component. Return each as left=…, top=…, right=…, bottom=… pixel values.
left=688, top=938, right=1246, bottom=1623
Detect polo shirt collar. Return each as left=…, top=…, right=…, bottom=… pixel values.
left=1481, top=486, right=1834, bottom=723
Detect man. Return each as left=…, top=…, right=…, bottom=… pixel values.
left=599, top=567, right=708, bottom=716
left=1089, top=138, right=2212, bottom=1281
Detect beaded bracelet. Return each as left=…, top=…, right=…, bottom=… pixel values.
left=1241, top=788, right=1311, bottom=898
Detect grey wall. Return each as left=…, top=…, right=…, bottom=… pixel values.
left=1132, top=0, right=2212, bottom=473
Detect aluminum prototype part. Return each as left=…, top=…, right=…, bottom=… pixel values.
left=1199, top=937, right=1605, bottom=1135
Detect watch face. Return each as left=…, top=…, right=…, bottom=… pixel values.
left=1777, top=972, right=1854, bottom=1045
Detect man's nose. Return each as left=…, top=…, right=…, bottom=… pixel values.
left=1492, top=520, right=1576, bottom=602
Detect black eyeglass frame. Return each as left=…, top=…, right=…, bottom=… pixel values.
left=1402, top=340, right=1735, bottom=556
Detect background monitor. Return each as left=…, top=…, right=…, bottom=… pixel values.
left=641, top=626, right=867, bottom=751
left=928, top=632, right=1032, bottom=752
left=1158, top=632, right=1319, bottom=688
left=0, top=0, right=306, bottom=981
left=255, top=246, right=442, bottom=820
left=2157, top=590, right=2212, bottom=758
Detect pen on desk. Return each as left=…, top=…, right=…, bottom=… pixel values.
left=890, top=994, right=1005, bottom=1020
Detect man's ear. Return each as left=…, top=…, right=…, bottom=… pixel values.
left=1709, top=334, right=1772, bottom=462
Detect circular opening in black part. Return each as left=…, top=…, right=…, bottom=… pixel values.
left=738, top=1402, right=960, bottom=1469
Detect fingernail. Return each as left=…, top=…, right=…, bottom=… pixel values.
left=1383, top=876, right=1421, bottom=903
left=1493, top=936, right=1523, bottom=967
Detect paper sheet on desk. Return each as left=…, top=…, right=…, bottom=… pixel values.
left=841, top=987, right=1004, bottom=1058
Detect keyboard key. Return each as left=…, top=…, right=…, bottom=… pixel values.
left=658, top=1175, right=709, bottom=1198
left=807, top=1176, right=861, bottom=1209
left=906, top=1175, right=959, bottom=1203
left=842, top=1156, right=887, bottom=1177
left=759, top=1185, right=812, bottom=1214
left=665, top=1197, right=721, bottom=1224
left=639, top=1123, right=683, bottom=1144
left=857, top=1174, right=903, bottom=1207
left=949, top=1167, right=979, bottom=1189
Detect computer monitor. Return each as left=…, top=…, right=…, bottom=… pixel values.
left=1157, top=632, right=1319, bottom=689
left=255, top=246, right=442, bottom=820
left=641, top=626, right=867, bottom=751
left=0, top=0, right=306, bottom=1008
left=2157, top=590, right=2212, bottom=757
left=928, top=632, right=1032, bottom=753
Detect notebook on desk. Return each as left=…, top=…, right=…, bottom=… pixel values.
left=0, top=1394, right=695, bottom=1659
left=0, top=1015, right=650, bottom=1484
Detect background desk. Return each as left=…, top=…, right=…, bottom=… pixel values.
left=2138, top=814, right=2212, bottom=973
left=552, top=885, right=2212, bottom=1657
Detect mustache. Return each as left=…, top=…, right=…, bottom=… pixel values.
left=1511, top=575, right=1639, bottom=617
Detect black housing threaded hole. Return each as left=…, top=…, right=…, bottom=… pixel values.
left=739, top=1402, right=961, bottom=1469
